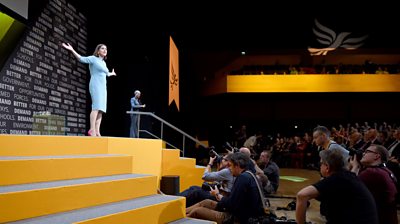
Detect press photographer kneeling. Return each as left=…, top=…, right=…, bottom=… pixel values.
left=178, top=150, right=235, bottom=207
left=349, top=144, right=398, bottom=224
left=186, top=152, right=264, bottom=224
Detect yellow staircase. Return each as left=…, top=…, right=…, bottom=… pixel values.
left=0, top=135, right=213, bottom=224
left=162, top=149, right=205, bottom=192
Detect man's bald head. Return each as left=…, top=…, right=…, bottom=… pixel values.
left=239, top=147, right=251, bottom=157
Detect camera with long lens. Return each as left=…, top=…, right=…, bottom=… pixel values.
left=208, top=146, right=223, bottom=163
left=201, top=182, right=222, bottom=191
left=348, top=148, right=364, bottom=162
left=223, top=142, right=239, bottom=153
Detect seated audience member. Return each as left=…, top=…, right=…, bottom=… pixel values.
left=178, top=153, right=234, bottom=207
left=258, top=150, right=280, bottom=194
left=386, top=128, right=400, bottom=200
left=387, top=128, right=400, bottom=162
left=348, top=131, right=365, bottom=150
left=186, top=152, right=264, bottom=224
left=350, top=144, right=398, bottom=224
left=296, top=149, right=378, bottom=224
left=361, top=128, right=382, bottom=151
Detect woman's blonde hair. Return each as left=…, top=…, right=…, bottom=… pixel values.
left=93, top=44, right=107, bottom=59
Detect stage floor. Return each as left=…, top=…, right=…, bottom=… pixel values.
left=271, top=168, right=324, bottom=223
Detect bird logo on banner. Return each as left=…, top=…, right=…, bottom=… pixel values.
left=308, top=19, right=368, bottom=56
left=170, top=64, right=178, bottom=91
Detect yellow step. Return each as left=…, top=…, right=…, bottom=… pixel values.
left=162, top=149, right=205, bottom=192
left=10, top=195, right=186, bottom=224
left=0, top=174, right=157, bottom=223
left=0, top=154, right=133, bottom=186
left=0, top=135, right=108, bottom=156
left=0, top=135, right=165, bottom=184
left=162, top=150, right=196, bottom=169
left=177, top=157, right=196, bottom=167
left=162, top=149, right=181, bottom=162
left=76, top=195, right=185, bottom=224
left=163, top=159, right=199, bottom=173
left=169, top=217, right=217, bottom=223
left=107, top=137, right=163, bottom=184
left=163, top=166, right=205, bottom=192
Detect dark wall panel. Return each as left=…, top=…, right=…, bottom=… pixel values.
left=0, top=0, right=88, bottom=135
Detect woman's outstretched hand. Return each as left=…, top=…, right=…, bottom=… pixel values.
left=109, top=68, right=117, bottom=76
left=61, top=43, right=74, bottom=51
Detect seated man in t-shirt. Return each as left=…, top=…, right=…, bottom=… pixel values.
left=296, top=149, right=379, bottom=224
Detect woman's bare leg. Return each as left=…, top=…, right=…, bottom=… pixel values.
left=95, top=112, right=103, bottom=136
left=89, top=110, right=98, bottom=136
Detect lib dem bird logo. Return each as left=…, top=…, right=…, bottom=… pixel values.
left=170, top=63, right=178, bottom=90
left=308, top=19, right=368, bottom=56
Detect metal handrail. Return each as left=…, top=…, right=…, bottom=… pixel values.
left=139, top=129, right=181, bottom=152
left=126, top=111, right=207, bottom=156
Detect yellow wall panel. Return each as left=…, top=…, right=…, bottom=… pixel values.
left=107, top=138, right=163, bottom=186
left=227, top=74, right=400, bottom=93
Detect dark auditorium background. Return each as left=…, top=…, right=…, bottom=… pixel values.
left=3, top=1, right=400, bottom=150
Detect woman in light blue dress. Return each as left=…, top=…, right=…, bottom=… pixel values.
left=62, top=43, right=116, bottom=136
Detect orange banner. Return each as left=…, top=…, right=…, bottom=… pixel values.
left=169, top=36, right=179, bottom=110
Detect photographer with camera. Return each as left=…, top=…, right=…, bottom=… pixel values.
left=178, top=151, right=235, bottom=207
left=186, top=152, right=264, bottom=224
left=223, top=142, right=239, bottom=154
left=350, top=144, right=398, bottom=224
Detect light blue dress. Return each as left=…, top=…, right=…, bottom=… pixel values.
left=79, top=56, right=108, bottom=113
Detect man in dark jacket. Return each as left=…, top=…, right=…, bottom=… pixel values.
left=186, top=152, right=264, bottom=223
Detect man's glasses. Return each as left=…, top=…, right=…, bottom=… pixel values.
left=364, top=149, right=379, bottom=155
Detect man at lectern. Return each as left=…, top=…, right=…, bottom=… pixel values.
left=130, top=90, right=145, bottom=138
